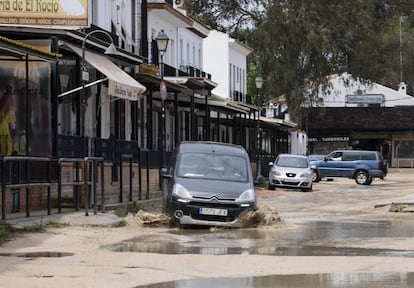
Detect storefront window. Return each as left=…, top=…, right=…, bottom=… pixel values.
left=0, top=60, right=51, bottom=156
left=394, top=140, right=414, bottom=158
left=57, top=57, right=77, bottom=136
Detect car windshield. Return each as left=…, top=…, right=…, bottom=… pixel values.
left=276, top=156, right=309, bottom=168
left=176, top=153, right=248, bottom=182
left=308, top=154, right=325, bottom=161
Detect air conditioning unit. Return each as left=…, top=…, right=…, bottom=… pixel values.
left=174, top=0, right=184, bottom=8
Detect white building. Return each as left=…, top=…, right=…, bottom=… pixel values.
left=203, top=30, right=252, bottom=102
left=309, top=72, right=414, bottom=107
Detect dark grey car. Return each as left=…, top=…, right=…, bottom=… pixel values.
left=162, top=141, right=256, bottom=227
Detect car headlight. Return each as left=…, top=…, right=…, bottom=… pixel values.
left=270, top=170, right=282, bottom=176
left=236, top=188, right=256, bottom=202
left=172, top=183, right=192, bottom=199
left=300, top=172, right=311, bottom=178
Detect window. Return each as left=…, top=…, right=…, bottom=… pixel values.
left=180, top=39, right=183, bottom=65
left=342, top=152, right=360, bottom=161
left=192, top=45, right=195, bottom=66
left=394, top=140, right=414, bottom=158
left=361, top=152, right=376, bottom=160
left=186, top=42, right=190, bottom=64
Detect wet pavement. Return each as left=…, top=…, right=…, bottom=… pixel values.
left=137, top=272, right=414, bottom=288
left=0, top=251, right=74, bottom=258
left=2, top=169, right=414, bottom=288
left=104, top=219, right=414, bottom=257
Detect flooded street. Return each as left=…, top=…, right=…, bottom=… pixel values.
left=104, top=219, right=414, bottom=257
left=139, top=272, right=414, bottom=288
left=107, top=170, right=414, bottom=287
left=1, top=170, right=414, bottom=287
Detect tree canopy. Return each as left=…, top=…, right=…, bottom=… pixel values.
left=186, top=0, right=414, bottom=123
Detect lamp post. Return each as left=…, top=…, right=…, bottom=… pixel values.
left=81, top=29, right=117, bottom=157
left=156, top=29, right=169, bottom=169
left=255, top=76, right=264, bottom=184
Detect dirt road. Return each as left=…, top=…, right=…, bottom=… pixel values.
left=1, top=170, right=414, bottom=287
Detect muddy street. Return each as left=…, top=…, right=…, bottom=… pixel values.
left=1, top=169, right=414, bottom=287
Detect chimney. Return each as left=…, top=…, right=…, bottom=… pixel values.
left=398, top=82, right=407, bottom=94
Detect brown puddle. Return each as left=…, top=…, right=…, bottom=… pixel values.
left=135, top=272, right=414, bottom=288
left=0, top=252, right=74, bottom=258
left=105, top=216, right=414, bottom=257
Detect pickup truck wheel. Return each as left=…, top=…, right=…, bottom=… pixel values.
left=355, top=170, right=370, bottom=185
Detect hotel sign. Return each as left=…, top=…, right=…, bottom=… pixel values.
left=0, top=0, right=90, bottom=29
left=345, top=94, right=385, bottom=104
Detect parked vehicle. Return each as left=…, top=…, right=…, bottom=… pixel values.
left=310, top=150, right=386, bottom=185
left=308, top=154, right=326, bottom=162
left=268, top=154, right=313, bottom=192
left=307, top=154, right=326, bottom=182
left=161, top=141, right=256, bottom=227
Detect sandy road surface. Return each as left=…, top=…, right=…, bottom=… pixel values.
left=1, top=170, right=414, bottom=287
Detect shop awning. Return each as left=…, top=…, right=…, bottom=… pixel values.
left=0, top=36, right=62, bottom=61
left=164, top=76, right=217, bottom=90
left=64, top=43, right=146, bottom=101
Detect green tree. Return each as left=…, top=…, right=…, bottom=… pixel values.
left=185, top=0, right=268, bottom=33
left=187, top=0, right=414, bottom=123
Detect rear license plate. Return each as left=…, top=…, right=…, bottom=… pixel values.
left=199, top=207, right=228, bottom=216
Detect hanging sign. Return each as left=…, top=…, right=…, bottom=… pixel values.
left=0, top=0, right=90, bottom=29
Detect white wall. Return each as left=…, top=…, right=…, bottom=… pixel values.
left=91, top=0, right=112, bottom=30
left=230, top=44, right=248, bottom=102
left=291, top=131, right=307, bottom=155
left=203, top=30, right=251, bottom=101
left=203, top=30, right=229, bottom=98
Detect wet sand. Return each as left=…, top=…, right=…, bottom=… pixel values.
left=0, top=170, right=414, bottom=287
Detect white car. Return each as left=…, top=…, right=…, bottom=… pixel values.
left=268, top=154, right=313, bottom=191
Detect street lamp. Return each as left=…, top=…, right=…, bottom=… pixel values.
left=81, top=29, right=117, bottom=156
left=156, top=29, right=169, bottom=169
left=255, top=76, right=264, bottom=184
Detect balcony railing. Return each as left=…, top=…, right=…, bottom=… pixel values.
left=57, top=135, right=140, bottom=162
left=56, top=135, right=166, bottom=167
left=164, top=63, right=211, bottom=80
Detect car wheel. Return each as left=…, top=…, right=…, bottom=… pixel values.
left=268, top=183, right=275, bottom=190
left=312, top=169, right=321, bottom=183
left=355, top=170, right=371, bottom=185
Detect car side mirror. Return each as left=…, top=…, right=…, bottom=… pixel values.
left=268, top=162, right=274, bottom=166
left=161, top=167, right=172, bottom=179
left=324, top=157, right=329, bottom=161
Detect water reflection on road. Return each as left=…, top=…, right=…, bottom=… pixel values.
left=104, top=220, right=414, bottom=257
left=136, top=272, right=414, bottom=288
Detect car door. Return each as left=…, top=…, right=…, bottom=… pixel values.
left=317, top=151, right=344, bottom=177
left=339, top=152, right=360, bottom=177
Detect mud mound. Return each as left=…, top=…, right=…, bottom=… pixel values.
left=125, top=210, right=171, bottom=227
left=238, top=206, right=284, bottom=228
left=389, top=203, right=407, bottom=212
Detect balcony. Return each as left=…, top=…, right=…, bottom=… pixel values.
left=163, top=63, right=211, bottom=80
